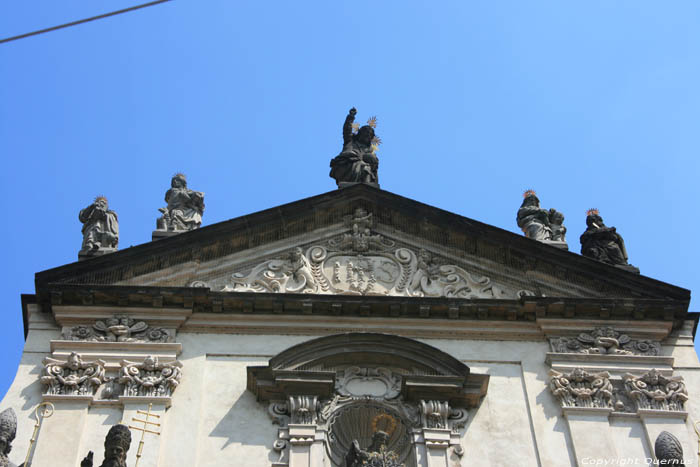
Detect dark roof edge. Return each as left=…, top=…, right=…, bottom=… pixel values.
left=20, top=294, right=36, bottom=341
left=34, top=184, right=690, bottom=301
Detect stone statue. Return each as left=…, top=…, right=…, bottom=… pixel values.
left=0, top=408, right=25, bottom=467
left=516, top=190, right=567, bottom=248
left=81, top=424, right=131, bottom=467
left=654, top=431, right=684, bottom=465
left=580, top=209, right=638, bottom=272
left=345, top=415, right=404, bottom=467
left=154, top=173, right=204, bottom=237
left=330, top=108, right=380, bottom=188
left=78, top=196, right=118, bottom=259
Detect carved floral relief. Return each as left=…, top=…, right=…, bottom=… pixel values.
left=549, top=327, right=660, bottom=356
left=63, top=316, right=172, bottom=343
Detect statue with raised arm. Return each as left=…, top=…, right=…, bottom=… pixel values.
left=516, top=190, right=567, bottom=248
left=81, top=424, right=131, bottom=467
left=330, top=107, right=381, bottom=188
left=580, top=209, right=638, bottom=272
left=155, top=173, right=204, bottom=235
left=78, top=196, right=119, bottom=259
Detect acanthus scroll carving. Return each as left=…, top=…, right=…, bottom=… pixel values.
left=41, top=352, right=107, bottom=396
left=119, top=356, right=182, bottom=398
left=623, top=369, right=688, bottom=412
left=206, top=208, right=534, bottom=299
left=548, top=368, right=613, bottom=408
left=549, top=327, right=660, bottom=356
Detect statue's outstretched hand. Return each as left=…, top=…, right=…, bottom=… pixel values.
left=81, top=451, right=94, bottom=467
left=349, top=107, right=357, bottom=116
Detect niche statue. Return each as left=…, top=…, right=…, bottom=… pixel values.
left=345, top=414, right=404, bottom=467
left=78, top=196, right=119, bottom=260
left=81, top=424, right=131, bottom=467
left=330, top=107, right=381, bottom=188
left=154, top=173, right=204, bottom=239
left=580, top=209, right=638, bottom=273
left=516, top=190, right=567, bottom=248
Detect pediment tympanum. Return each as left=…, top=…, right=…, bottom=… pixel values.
left=190, top=209, right=535, bottom=299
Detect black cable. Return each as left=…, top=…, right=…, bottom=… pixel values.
left=0, top=0, right=173, bottom=45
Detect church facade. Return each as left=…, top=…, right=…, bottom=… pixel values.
left=1, top=183, right=698, bottom=466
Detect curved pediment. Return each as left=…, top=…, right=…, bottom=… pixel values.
left=268, top=333, right=469, bottom=377
left=247, top=333, right=489, bottom=407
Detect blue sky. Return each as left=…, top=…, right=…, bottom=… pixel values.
left=1, top=1, right=699, bottom=398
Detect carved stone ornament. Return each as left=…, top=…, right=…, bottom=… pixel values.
left=654, top=431, right=685, bottom=466
left=329, top=107, right=381, bottom=188
left=155, top=173, right=204, bottom=233
left=548, top=368, right=613, bottom=408
left=623, top=369, right=688, bottom=412
left=205, top=208, right=534, bottom=299
left=81, top=423, right=132, bottom=467
left=580, top=209, right=639, bottom=273
left=0, top=408, right=18, bottom=467
left=516, top=190, right=567, bottom=248
left=79, top=196, right=119, bottom=259
left=549, top=327, right=660, bottom=356
left=119, top=356, right=182, bottom=398
left=336, top=367, right=401, bottom=400
left=63, top=316, right=172, bottom=343
left=41, top=352, right=107, bottom=396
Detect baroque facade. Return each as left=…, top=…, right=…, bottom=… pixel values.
left=1, top=184, right=698, bottom=466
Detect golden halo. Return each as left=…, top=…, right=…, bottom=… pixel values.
left=522, top=189, right=537, bottom=198
left=586, top=208, right=600, bottom=216
left=371, top=413, right=397, bottom=436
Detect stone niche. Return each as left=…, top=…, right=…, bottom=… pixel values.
left=247, top=333, right=490, bottom=467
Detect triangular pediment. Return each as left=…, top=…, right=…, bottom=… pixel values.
left=35, top=185, right=689, bottom=304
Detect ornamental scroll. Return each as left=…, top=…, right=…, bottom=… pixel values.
left=195, top=208, right=534, bottom=299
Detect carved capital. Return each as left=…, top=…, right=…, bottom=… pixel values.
left=420, top=400, right=449, bottom=429
left=41, top=352, right=107, bottom=397
left=288, top=395, right=319, bottom=425
left=119, top=356, right=182, bottom=398
left=548, top=368, right=613, bottom=409
left=623, top=369, right=688, bottom=412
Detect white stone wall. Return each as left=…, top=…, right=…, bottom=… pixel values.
left=1, top=305, right=699, bottom=467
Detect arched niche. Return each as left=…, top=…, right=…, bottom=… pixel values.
left=247, top=333, right=489, bottom=467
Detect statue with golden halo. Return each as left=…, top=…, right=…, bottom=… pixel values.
left=344, top=414, right=404, bottom=467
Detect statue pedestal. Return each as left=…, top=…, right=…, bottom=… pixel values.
left=337, top=182, right=380, bottom=190
left=152, top=230, right=181, bottom=241
left=78, top=248, right=117, bottom=261
left=615, top=264, right=640, bottom=274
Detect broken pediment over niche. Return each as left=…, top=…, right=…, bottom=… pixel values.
left=189, top=209, right=536, bottom=299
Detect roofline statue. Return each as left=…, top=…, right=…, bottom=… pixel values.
left=330, top=107, right=381, bottom=189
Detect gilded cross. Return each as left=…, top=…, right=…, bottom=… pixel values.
left=128, top=403, right=161, bottom=467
